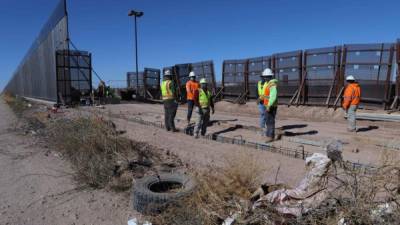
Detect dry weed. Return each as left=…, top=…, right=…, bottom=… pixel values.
left=2, top=92, right=29, bottom=117
left=152, top=149, right=400, bottom=225
left=151, top=152, right=270, bottom=225
left=47, top=114, right=181, bottom=190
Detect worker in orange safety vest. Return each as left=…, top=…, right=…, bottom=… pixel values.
left=186, top=71, right=200, bottom=124
left=342, top=75, right=361, bottom=132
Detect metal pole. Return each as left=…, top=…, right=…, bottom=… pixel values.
left=134, top=15, right=139, bottom=99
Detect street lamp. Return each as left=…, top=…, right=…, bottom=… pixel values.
left=128, top=10, right=144, bottom=99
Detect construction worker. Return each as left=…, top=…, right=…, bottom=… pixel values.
left=256, top=69, right=270, bottom=133
left=161, top=70, right=178, bottom=132
left=186, top=71, right=200, bottom=124
left=342, top=75, right=361, bottom=132
left=194, top=78, right=214, bottom=138
left=262, top=68, right=278, bottom=143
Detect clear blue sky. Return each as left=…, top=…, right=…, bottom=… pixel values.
left=1, top=0, right=399, bottom=90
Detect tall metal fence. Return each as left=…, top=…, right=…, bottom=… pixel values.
left=342, top=43, right=394, bottom=108
left=221, top=59, right=248, bottom=99
left=247, top=57, right=271, bottom=98
left=4, top=0, right=69, bottom=102
left=272, top=51, right=302, bottom=104
left=191, top=60, right=217, bottom=95
left=56, top=50, right=92, bottom=104
left=163, top=60, right=216, bottom=102
left=221, top=41, right=400, bottom=110
left=127, top=71, right=145, bottom=96
left=127, top=68, right=161, bottom=100
left=301, top=46, right=341, bottom=105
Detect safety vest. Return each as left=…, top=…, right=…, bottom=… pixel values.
left=161, top=80, right=174, bottom=100
left=263, top=82, right=277, bottom=106
left=186, top=80, right=199, bottom=100
left=199, top=88, right=212, bottom=108
left=342, top=83, right=361, bottom=108
left=257, top=81, right=267, bottom=99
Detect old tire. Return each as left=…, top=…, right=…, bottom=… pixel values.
left=132, top=173, right=196, bottom=214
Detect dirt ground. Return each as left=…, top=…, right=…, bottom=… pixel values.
left=0, top=99, right=139, bottom=225
left=1, top=97, right=399, bottom=225
left=94, top=101, right=400, bottom=166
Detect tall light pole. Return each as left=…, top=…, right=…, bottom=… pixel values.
left=128, top=10, right=144, bottom=99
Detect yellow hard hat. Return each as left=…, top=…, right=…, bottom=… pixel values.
left=200, top=78, right=208, bottom=84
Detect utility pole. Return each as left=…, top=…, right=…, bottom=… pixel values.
left=128, top=10, right=144, bottom=99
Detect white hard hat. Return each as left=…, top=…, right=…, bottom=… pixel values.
left=200, top=78, right=207, bottom=84
left=164, top=70, right=171, bottom=76
left=346, top=75, right=355, bottom=81
left=189, top=71, right=196, bottom=77
left=262, top=68, right=274, bottom=77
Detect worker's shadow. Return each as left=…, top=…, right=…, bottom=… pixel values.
left=283, top=130, right=318, bottom=137
left=357, top=126, right=379, bottom=133
left=211, top=125, right=243, bottom=139
left=280, top=124, right=308, bottom=130
left=208, top=119, right=238, bottom=126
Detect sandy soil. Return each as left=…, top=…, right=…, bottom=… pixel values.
left=0, top=100, right=139, bottom=225
left=0, top=99, right=309, bottom=225
left=95, top=101, right=400, bottom=166
left=2, top=97, right=398, bottom=225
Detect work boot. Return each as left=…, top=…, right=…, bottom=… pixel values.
left=194, top=133, right=200, bottom=139
left=172, top=128, right=179, bottom=132
left=265, top=136, right=274, bottom=143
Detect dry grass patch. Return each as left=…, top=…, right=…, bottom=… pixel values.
left=151, top=152, right=271, bottom=225
left=47, top=115, right=182, bottom=190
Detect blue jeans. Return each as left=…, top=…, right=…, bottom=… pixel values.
left=258, top=103, right=266, bottom=129
left=187, top=100, right=195, bottom=122
left=265, top=107, right=277, bottom=138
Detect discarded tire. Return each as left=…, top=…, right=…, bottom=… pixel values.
left=132, top=173, right=196, bottom=214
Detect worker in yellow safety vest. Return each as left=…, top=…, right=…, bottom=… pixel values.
left=193, top=78, right=215, bottom=138
left=161, top=69, right=178, bottom=132
left=256, top=69, right=271, bottom=133
left=262, top=68, right=278, bottom=143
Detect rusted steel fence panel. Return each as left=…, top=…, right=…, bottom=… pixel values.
left=173, top=63, right=191, bottom=103
left=56, top=50, right=92, bottom=104
left=162, top=60, right=216, bottom=102
left=219, top=42, right=399, bottom=110
left=302, top=46, right=341, bottom=105
left=191, top=60, right=217, bottom=94
left=221, top=59, right=248, bottom=99
left=393, top=40, right=400, bottom=109
left=143, top=68, right=161, bottom=100
left=127, top=68, right=160, bottom=100
left=342, top=43, right=394, bottom=108
left=127, top=71, right=145, bottom=97
left=271, top=50, right=302, bottom=104
left=247, top=56, right=271, bottom=99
